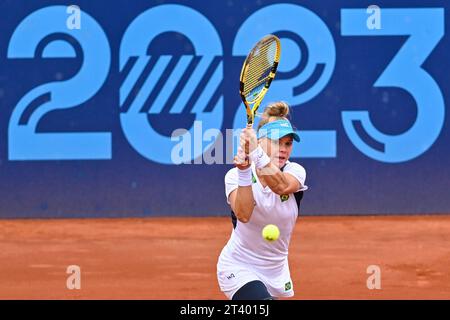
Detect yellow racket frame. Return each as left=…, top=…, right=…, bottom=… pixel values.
left=239, top=35, right=281, bottom=126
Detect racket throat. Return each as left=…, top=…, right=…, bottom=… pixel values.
left=246, top=113, right=254, bottom=125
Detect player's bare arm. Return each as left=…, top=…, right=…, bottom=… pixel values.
left=230, top=146, right=255, bottom=223
left=228, top=189, right=253, bottom=223
left=259, top=167, right=300, bottom=195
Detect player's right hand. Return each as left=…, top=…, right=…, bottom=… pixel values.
left=234, top=146, right=251, bottom=170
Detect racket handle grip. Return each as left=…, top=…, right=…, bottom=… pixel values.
left=244, top=123, right=252, bottom=155
left=244, top=142, right=249, bottom=156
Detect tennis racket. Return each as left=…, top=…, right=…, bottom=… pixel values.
left=238, top=34, right=281, bottom=162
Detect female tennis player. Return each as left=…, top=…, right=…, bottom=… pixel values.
left=217, top=101, right=308, bottom=300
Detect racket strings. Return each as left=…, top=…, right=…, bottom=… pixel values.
left=242, top=38, right=278, bottom=99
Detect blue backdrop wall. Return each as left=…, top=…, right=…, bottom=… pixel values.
left=0, top=0, right=449, bottom=218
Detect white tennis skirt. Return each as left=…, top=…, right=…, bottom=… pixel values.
left=216, top=250, right=294, bottom=299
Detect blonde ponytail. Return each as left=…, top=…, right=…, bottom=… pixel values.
left=257, top=101, right=290, bottom=130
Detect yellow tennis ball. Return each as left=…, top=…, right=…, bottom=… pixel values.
left=262, top=224, right=280, bottom=242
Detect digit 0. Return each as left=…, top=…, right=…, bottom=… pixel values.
left=119, top=4, right=224, bottom=164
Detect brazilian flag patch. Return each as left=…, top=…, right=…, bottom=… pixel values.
left=280, top=194, right=289, bottom=202
left=285, top=281, right=292, bottom=291
left=252, top=174, right=257, bottom=184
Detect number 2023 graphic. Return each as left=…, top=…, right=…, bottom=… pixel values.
left=7, top=4, right=444, bottom=164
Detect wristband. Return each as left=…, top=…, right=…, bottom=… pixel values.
left=237, top=167, right=252, bottom=187
left=249, top=145, right=271, bottom=169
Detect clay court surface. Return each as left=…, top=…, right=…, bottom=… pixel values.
left=0, top=215, right=449, bottom=300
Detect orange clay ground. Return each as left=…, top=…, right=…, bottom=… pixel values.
left=0, top=215, right=449, bottom=299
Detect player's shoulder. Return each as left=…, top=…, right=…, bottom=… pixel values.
left=224, top=167, right=239, bottom=182
left=225, top=167, right=238, bottom=176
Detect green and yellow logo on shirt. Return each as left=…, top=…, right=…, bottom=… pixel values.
left=251, top=174, right=257, bottom=184
left=285, top=281, right=292, bottom=291
left=280, top=194, right=289, bottom=202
